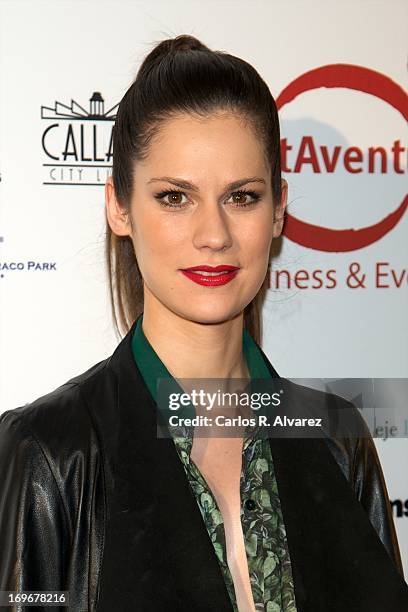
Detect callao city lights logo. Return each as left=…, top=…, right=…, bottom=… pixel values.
left=41, top=92, right=118, bottom=186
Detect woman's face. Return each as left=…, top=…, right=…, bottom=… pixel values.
left=107, top=110, right=287, bottom=325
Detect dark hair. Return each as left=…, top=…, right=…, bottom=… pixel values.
left=106, top=34, right=282, bottom=344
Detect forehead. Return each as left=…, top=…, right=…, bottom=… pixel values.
left=137, top=111, right=269, bottom=178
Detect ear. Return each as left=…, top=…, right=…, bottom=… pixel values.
left=105, top=176, right=132, bottom=237
left=272, top=178, right=288, bottom=238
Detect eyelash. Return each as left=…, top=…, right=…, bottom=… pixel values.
left=154, top=188, right=261, bottom=209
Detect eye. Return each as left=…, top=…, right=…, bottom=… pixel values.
left=227, top=190, right=261, bottom=208
left=154, top=188, right=261, bottom=209
left=154, top=189, right=189, bottom=209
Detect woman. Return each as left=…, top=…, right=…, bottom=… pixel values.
left=0, top=35, right=406, bottom=612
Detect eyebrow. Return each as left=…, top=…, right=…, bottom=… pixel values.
left=147, top=176, right=266, bottom=193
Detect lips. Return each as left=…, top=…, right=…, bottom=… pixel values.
left=180, top=264, right=240, bottom=287
left=182, top=265, right=240, bottom=272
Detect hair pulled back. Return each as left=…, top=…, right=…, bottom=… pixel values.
left=107, top=34, right=282, bottom=343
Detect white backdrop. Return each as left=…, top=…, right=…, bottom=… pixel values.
left=1, top=0, right=407, bottom=577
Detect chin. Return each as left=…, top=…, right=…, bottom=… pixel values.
left=178, top=304, right=245, bottom=326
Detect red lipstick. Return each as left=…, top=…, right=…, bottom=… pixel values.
left=180, top=264, right=240, bottom=287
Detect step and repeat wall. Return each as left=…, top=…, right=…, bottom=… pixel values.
left=1, top=0, right=407, bottom=575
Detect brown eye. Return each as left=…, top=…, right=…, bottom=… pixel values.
left=232, top=192, right=248, bottom=205
left=228, top=190, right=261, bottom=208
left=154, top=189, right=189, bottom=208
left=167, top=192, right=184, bottom=205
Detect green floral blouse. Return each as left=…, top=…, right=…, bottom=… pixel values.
left=132, top=313, right=297, bottom=612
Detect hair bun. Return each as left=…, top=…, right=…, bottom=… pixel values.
left=170, top=34, right=207, bottom=52
left=144, top=34, right=209, bottom=67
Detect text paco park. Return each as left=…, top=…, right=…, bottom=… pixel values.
left=0, top=262, right=57, bottom=271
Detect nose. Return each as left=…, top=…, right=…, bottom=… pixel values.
left=191, top=200, right=233, bottom=253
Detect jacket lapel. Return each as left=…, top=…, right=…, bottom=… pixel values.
left=93, top=319, right=233, bottom=611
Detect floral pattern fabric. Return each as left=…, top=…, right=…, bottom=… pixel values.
left=173, top=431, right=297, bottom=612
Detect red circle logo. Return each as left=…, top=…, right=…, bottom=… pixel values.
left=277, top=65, right=407, bottom=252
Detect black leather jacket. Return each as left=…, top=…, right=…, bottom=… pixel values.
left=0, top=319, right=407, bottom=611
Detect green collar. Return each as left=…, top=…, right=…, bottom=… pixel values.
left=131, top=313, right=271, bottom=402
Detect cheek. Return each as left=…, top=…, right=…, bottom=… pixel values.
left=134, top=212, right=186, bottom=262
left=239, top=219, right=273, bottom=263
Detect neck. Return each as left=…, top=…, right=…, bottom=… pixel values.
left=141, top=297, right=250, bottom=380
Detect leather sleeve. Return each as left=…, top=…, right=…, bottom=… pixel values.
left=351, top=409, right=405, bottom=579
left=0, top=409, right=71, bottom=611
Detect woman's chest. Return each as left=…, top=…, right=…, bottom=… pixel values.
left=191, top=437, right=259, bottom=612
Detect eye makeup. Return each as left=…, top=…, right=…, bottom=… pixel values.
left=154, top=188, right=262, bottom=209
